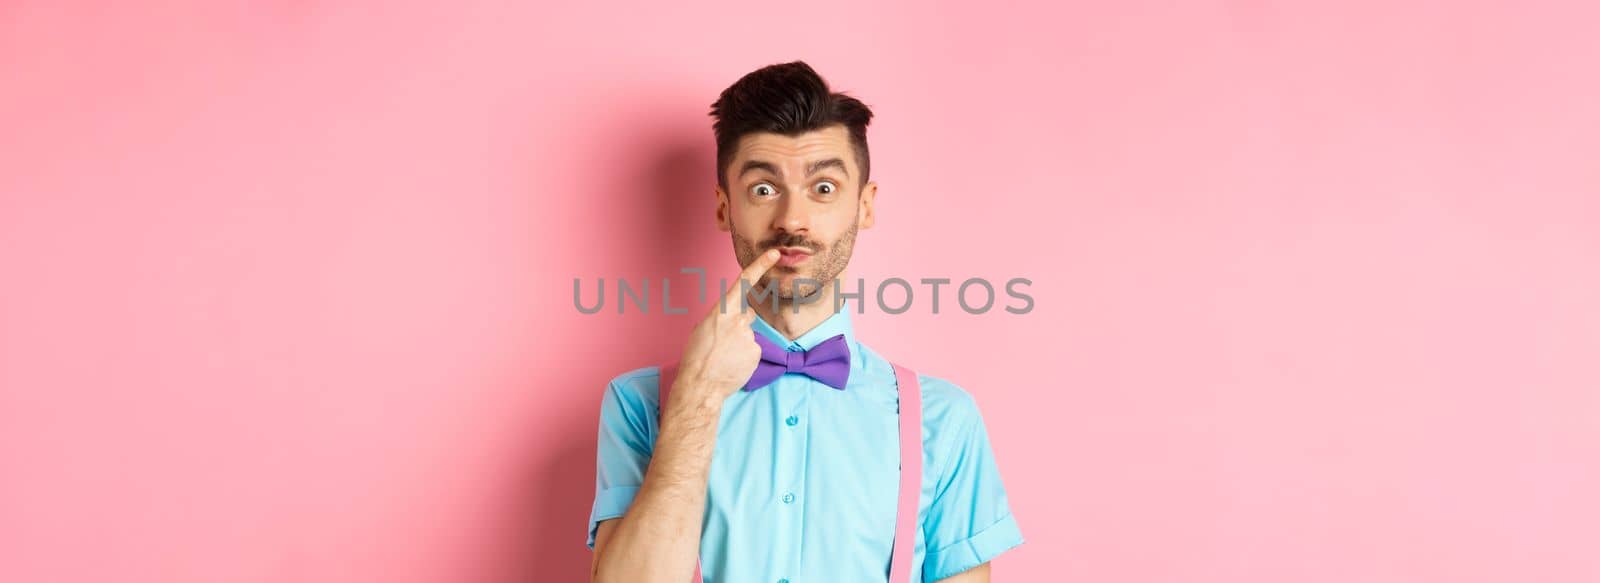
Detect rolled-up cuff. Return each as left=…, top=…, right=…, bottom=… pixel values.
left=586, top=485, right=641, bottom=549
left=922, top=513, right=1025, bottom=582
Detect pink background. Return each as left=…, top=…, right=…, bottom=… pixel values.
left=3, top=2, right=1598, bottom=581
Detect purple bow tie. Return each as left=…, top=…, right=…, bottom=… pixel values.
left=742, top=331, right=852, bottom=391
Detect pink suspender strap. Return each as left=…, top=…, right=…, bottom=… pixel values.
left=887, top=362, right=923, bottom=583
left=657, top=363, right=923, bottom=582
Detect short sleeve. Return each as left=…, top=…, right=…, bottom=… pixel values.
left=586, top=367, right=660, bottom=550
left=921, top=389, right=1025, bottom=581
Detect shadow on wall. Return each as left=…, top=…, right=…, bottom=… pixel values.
left=492, top=96, right=730, bottom=582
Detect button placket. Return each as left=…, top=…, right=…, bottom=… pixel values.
left=775, top=373, right=809, bottom=581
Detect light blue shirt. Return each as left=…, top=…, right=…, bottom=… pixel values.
left=587, top=302, right=1024, bottom=582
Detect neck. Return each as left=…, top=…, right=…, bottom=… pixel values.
left=746, top=272, right=844, bottom=341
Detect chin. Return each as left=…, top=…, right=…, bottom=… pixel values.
left=759, top=273, right=808, bottom=296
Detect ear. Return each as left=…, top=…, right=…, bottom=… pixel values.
left=859, top=180, right=878, bottom=229
left=714, top=185, right=731, bottom=232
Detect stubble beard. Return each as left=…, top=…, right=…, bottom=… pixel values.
left=731, top=218, right=858, bottom=306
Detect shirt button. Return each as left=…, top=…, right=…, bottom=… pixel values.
left=782, top=492, right=795, bottom=504
left=785, top=415, right=799, bottom=426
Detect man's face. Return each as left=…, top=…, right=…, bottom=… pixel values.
left=716, top=124, right=877, bottom=301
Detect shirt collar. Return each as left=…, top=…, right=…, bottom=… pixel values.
left=750, top=299, right=859, bottom=354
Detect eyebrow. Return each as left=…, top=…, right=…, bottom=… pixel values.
left=737, top=157, right=851, bottom=181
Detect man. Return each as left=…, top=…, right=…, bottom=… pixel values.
left=587, top=61, right=1023, bottom=582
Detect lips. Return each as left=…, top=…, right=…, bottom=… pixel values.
left=775, top=247, right=813, bottom=267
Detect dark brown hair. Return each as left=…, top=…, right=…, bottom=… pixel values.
left=709, top=61, right=875, bottom=190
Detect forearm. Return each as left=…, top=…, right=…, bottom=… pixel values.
left=591, top=384, right=723, bottom=583
left=937, top=561, right=991, bottom=582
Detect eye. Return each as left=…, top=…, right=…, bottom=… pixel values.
left=751, top=183, right=778, bottom=198
left=815, top=181, right=837, bottom=195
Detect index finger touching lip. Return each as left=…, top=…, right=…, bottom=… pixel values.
left=718, top=249, right=780, bottom=312
left=735, top=249, right=781, bottom=289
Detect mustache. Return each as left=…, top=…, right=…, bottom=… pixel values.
left=760, top=233, right=821, bottom=253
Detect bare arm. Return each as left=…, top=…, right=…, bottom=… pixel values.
left=590, top=381, right=724, bottom=582
left=589, top=249, right=781, bottom=583
left=937, top=561, right=991, bottom=582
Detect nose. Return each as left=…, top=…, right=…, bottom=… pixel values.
left=772, top=190, right=812, bottom=234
